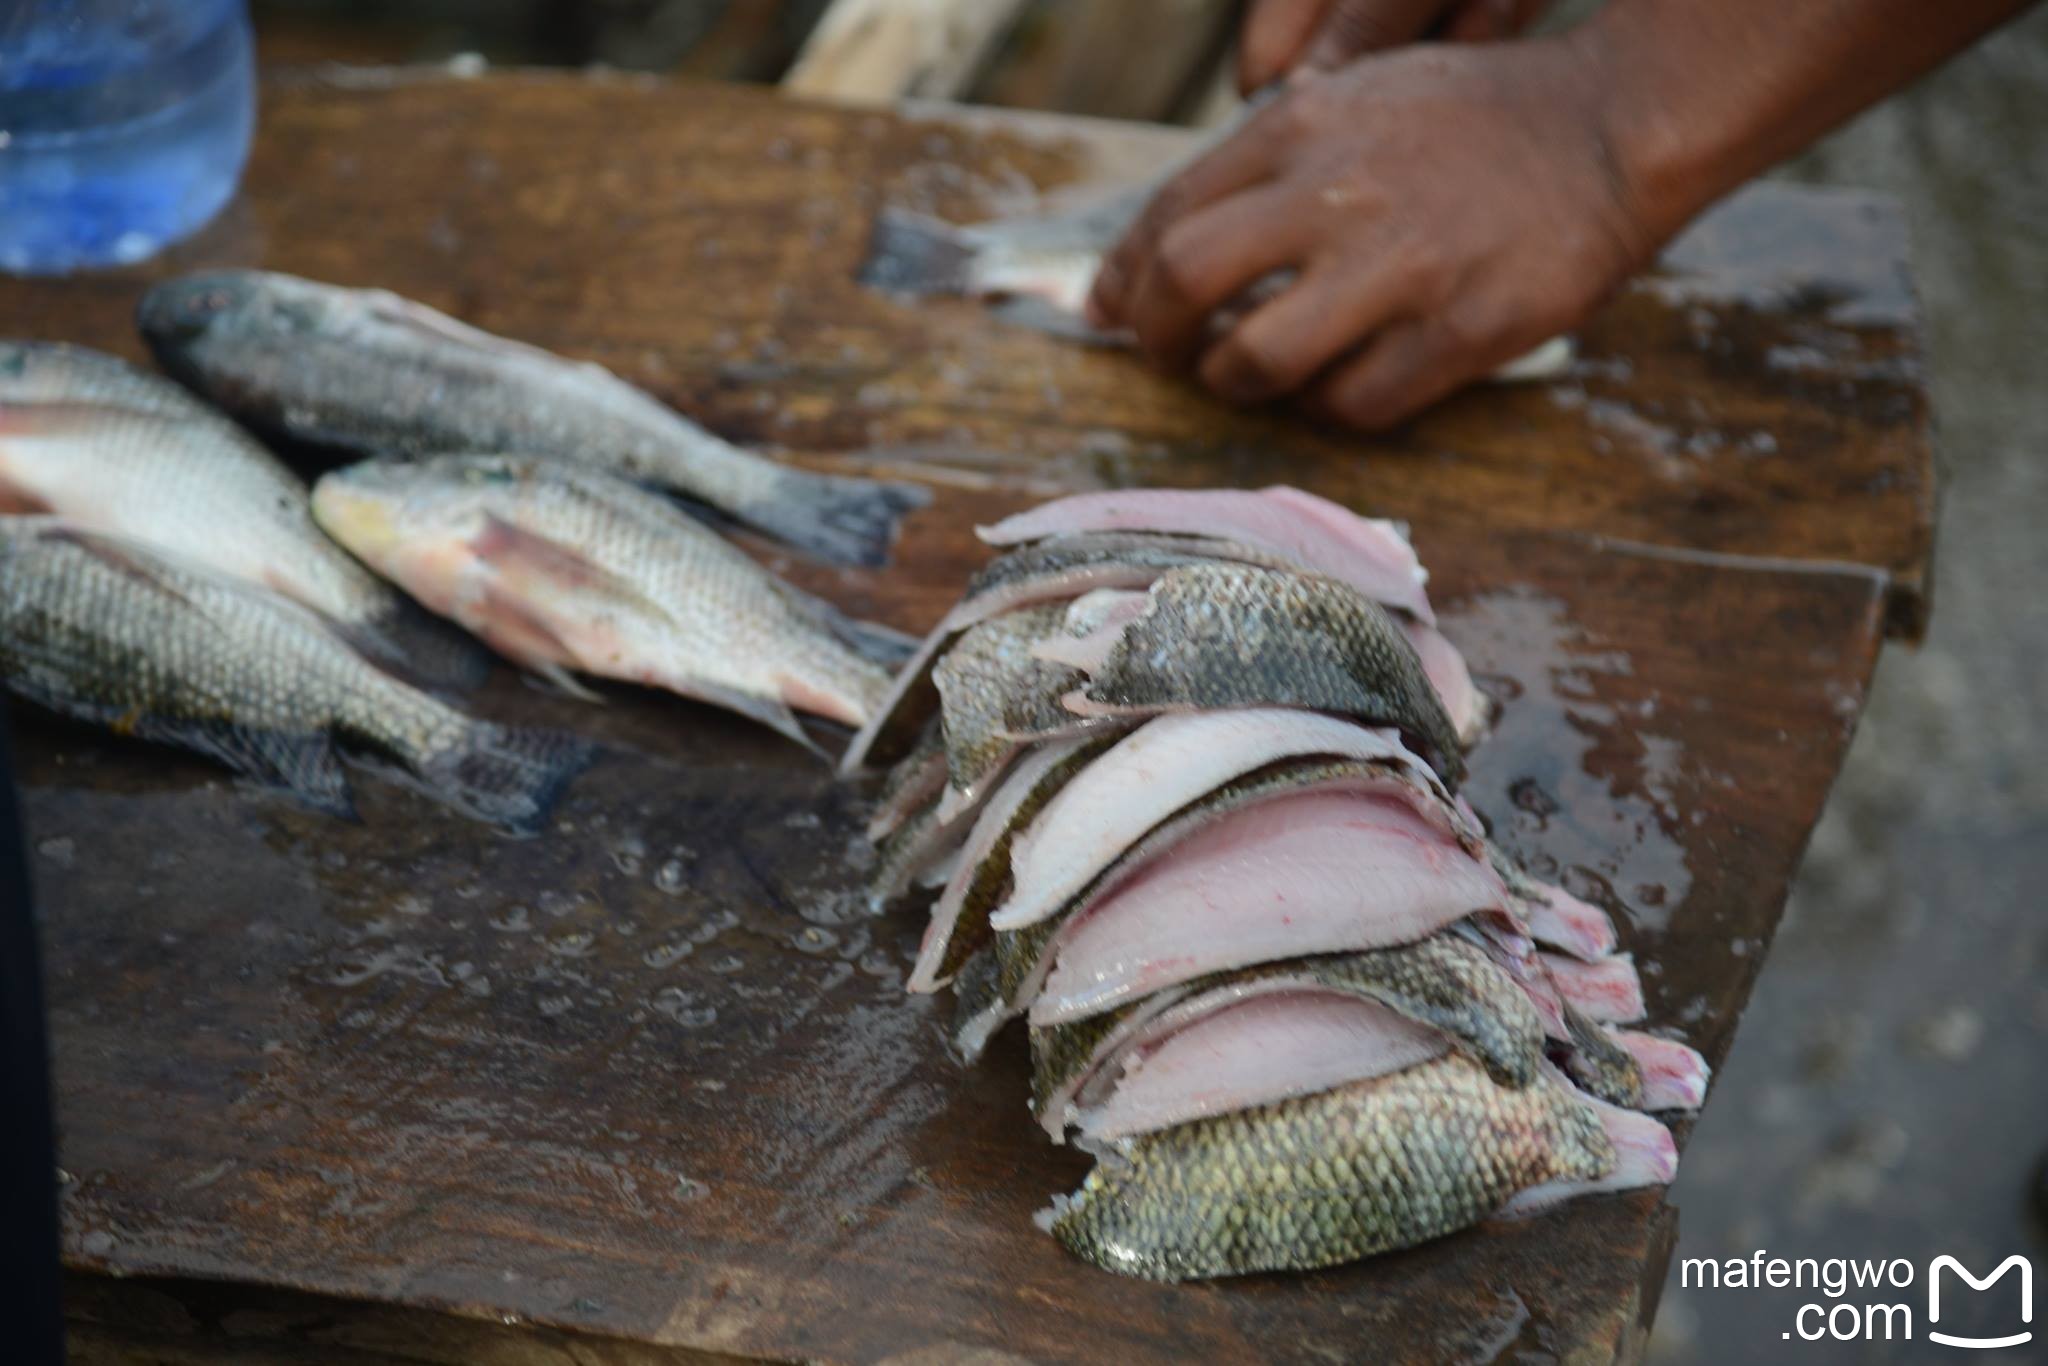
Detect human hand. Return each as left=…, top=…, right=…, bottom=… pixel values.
left=1086, top=40, right=1657, bottom=430
left=1239, top=0, right=1557, bottom=92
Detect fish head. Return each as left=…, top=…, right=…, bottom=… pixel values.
left=312, top=457, right=529, bottom=607
left=137, top=271, right=334, bottom=353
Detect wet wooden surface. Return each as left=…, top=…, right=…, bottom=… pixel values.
left=1, top=72, right=1925, bottom=1363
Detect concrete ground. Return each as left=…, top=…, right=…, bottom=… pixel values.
left=1647, top=9, right=2048, bottom=1361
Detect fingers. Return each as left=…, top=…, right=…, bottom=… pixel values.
left=1239, top=0, right=1336, bottom=93
left=1301, top=0, right=1453, bottom=70
left=1087, top=119, right=1285, bottom=330
left=1197, top=258, right=1411, bottom=403
left=1113, top=186, right=1313, bottom=368
left=1307, top=320, right=1474, bottom=430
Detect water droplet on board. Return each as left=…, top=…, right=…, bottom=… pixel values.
left=651, top=986, right=717, bottom=1028
left=793, top=926, right=839, bottom=955
left=489, top=907, right=532, bottom=933
left=643, top=941, right=693, bottom=969
left=654, top=859, right=688, bottom=895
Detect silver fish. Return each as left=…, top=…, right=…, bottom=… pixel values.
left=0, top=518, right=589, bottom=831
left=0, top=341, right=484, bottom=687
left=139, top=271, right=928, bottom=567
left=312, top=455, right=905, bottom=751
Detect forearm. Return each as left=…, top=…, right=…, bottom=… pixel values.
left=1579, top=0, right=2037, bottom=244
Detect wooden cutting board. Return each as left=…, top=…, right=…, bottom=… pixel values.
left=3, top=71, right=1928, bottom=1365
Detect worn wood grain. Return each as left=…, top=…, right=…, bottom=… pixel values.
left=0, top=72, right=1924, bottom=1363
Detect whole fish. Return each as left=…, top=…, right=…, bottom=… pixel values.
left=1050, top=562, right=1465, bottom=785
left=0, top=341, right=484, bottom=688
left=311, top=455, right=905, bottom=751
left=138, top=271, right=928, bottom=567
left=0, top=519, right=590, bottom=832
left=1042, top=1055, right=1676, bottom=1280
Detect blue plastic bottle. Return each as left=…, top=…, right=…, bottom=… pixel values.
left=0, top=0, right=255, bottom=276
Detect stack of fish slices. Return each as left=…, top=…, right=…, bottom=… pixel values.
left=848, top=486, right=1709, bottom=1281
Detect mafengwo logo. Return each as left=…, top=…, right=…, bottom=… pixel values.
left=1680, top=1250, right=2034, bottom=1348
left=1928, top=1255, right=2032, bottom=1350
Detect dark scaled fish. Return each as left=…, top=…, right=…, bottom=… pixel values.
left=840, top=531, right=1275, bottom=775
left=1042, top=1055, right=1675, bottom=1281
left=137, top=270, right=927, bottom=567
left=1049, top=562, right=1466, bottom=786
left=930, top=602, right=1089, bottom=819
left=0, top=519, right=591, bottom=833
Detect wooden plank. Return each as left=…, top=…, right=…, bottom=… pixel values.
left=1, top=72, right=1922, bottom=1362
left=784, top=0, right=1031, bottom=102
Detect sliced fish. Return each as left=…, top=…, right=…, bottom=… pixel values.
left=978, top=486, right=1434, bottom=623
left=139, top=271, right=926, bottom=566
left=1055, top=563, right=1466, bottom=785
left=992, top=709, right=1460, bottom=932
left=930, top=603, right=1089, bottom=820
left=908, top=735, right=1109, bottom=993
left=1032, top=935, right=1550, bottom=1142
left=1041, top=1054, right=1665, bottom=1281
left=1029, top=788, right=1517, bottom=1026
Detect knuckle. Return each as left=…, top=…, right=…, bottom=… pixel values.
left=1151, top=226, right=1212, bottom=305
left=1222, top=328, right=1298, bottom=394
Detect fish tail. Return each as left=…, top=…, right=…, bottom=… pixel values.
left=743, top=467, right=929, bottom=567
left=417, top=722, right=596, bottom=836
left=338, top=600, right=494, bottom=691
left=858, top=209, right=979, bottom=296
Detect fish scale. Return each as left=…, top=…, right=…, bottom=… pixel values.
left=1072, top=563, right=1466, bottom=786
left=1046, top=1055, right=1614, bottom=1281
left=0, top=519, right=587, bottom=831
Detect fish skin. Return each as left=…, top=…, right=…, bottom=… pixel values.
left=839, top=533, right=1271, bottom=775
left=978, top=487, right=1434, bottom=625
left=137, top=271, right=926, bottom=567
left=0, top=519, right=589, bottom=832
left=1063, top=563, right=1466, bottom=787
left=930, top=603, right=1087, bottom=816
left=312, top=455, right=894, bottom=748
left=908, top=735, right=1112, bottom=994
left=1030, top=934, right=1551, bottom=1140
left=867, top=722, right=946, bottom=840
left=0, top=341, right=485, bottom=688
left=1043, top=1054, right=1616, bottom=1281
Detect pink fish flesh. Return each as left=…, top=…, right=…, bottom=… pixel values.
left=1539, top=951, right=1647, bottom=1024
left=991, top=709, right=1459, bottom=932
left=1030, top=788, right=1515, bottom=1025
left=1073, top=992, right=1450, bottom=1143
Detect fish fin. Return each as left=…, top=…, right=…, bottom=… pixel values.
left=770, top=580, right=918, bottom=669
left=987, top=296, right=1122, bottom=345
left=468, top=574, right=604, bottom=702
left=739, top=467, right=929, bottom=568
left=1556, top=1002, right=1646, bottom=1109
left=327, top=598, right=494, bottom=692
left=527, top=660, right=606, bottom=704
left=858, top=210, right=979, bottom=296
left=360, top=287, right=576, bottom=369
left=472, top=514, right=659, bottom=611
left=659, top=672, right=825, bottom=759
left=135, top=716, right=356, bottom=818
left=410, top=722, right=597, bottom=837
